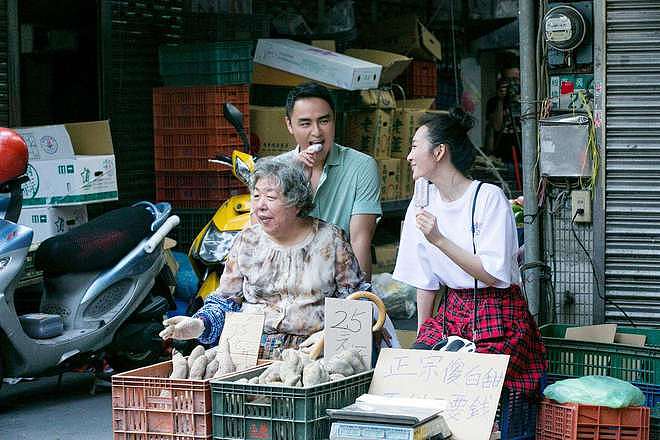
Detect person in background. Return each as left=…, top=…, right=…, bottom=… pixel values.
left=485, top=52, right=521, bottom=166
left=393, top=109, right=546, bottom=395
left=160, top=158, right=369, bottom=358
left=279, top=82, right=382, bottom=280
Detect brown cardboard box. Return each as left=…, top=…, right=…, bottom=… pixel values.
left=344, top=49, right=412, bottom=85
left=399, top=158, right=413, bottom=199
left=250, top=106, right=293, bottom=156
left=352, top=88, right=397, bottom=110
left=377, top=158, right=401, bottom=201
left=252, top=63, right=339, bottom=89
left=345, top=109, right=393, bottom=158
left=372, top=242, right=399, bottom=273
left=391, top=108, right=447, bottom=158
left=365, top=15, right=442, bottom=61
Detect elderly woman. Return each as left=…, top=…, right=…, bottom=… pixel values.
left=160, top=157, right=369, bottom=358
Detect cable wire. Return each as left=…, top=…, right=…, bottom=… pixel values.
left=569, top=211, right=636, bottom=327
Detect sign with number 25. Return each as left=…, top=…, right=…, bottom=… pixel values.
left=324, top=297, right=373, bottom=367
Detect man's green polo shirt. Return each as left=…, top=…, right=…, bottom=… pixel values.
left=280, top=144, right=382, bottom=237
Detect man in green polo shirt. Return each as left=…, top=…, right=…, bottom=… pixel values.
left=279, top=82, right=382, bottom=280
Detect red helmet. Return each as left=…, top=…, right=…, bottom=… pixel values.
left=0, top=128, right=29, bottom=186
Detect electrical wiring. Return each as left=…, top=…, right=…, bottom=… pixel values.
left=569, top=210, right=636, bottom=327
left=577, top=90, right=600, bottom=192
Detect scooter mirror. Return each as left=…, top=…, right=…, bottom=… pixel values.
left=223, top=103, right=250, bottom=152
left=223, top=103, right=244, bottom=131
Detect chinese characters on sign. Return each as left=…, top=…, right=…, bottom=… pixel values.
left=325, top=298, right=373, bottom=368
left=369, top=348, right=509, bottom=440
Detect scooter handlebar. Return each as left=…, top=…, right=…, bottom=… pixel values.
left=145, top=215, right=180, bottom=254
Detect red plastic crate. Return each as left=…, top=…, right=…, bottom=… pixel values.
left=154, top=128, right=245, bottom=171
left=401, top=60, right=438, bottom=98
left=536, top=399, right=650, bottom=440
left=152, top=85, right=250, bottom=131
left=155, top=171, right=244, bottom=209
left=112, top=359, right=271, bottom=440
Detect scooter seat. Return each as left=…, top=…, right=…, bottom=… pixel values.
left=35, top=206, right=153, bottom=276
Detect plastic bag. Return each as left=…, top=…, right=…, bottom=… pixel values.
left=371, top=273, right=417, bottom=320
left=543, top=375, right=646, bottom=408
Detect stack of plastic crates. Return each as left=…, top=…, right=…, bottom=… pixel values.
left=153, top=85, right=249, bottom=214
left=400, top=60, right=438, bottom=98
left=159, top=41, right=253, bottom=87
left=210, top=365, right=373, bottom=440
left=182, top=12, right=270, bottom=44
left=541, top=324, right=660, bottom=439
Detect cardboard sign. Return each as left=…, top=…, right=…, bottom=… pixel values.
left=565, top=324, right=616, bottom=344
left=369, top=348, right=509, bottom=440
left=218, top=312, right=264, bottom=371
left=325, top=298, right=373, bottom=367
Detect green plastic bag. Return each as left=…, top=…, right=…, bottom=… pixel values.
left=543, top=375, right=646, bottom=408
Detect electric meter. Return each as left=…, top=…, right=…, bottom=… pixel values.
left=543, top=5, right=587, bottom=51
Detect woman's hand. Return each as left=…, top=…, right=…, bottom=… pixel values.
left=416, top=210, right=444, bottom=245
left=159, top=316, right=205, bottom=340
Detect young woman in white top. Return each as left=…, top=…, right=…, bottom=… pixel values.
left=393, top=109, right=546, bottom=395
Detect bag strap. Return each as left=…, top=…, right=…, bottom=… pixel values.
left=471, top=181, right=484, bottom=338
left=441, top=181, right=484, bottom=339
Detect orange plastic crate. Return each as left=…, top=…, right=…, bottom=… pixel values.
left=152, top=85, right=250, bottom=131
left=401, top=60, right=438, bottom=98
left=155, top=171, right=243, bottom=209
left=536, top=399, right=650, bottom=440
left=153, top=128, right=245, bottom=172
left=112, top=359, right=270, bottom=440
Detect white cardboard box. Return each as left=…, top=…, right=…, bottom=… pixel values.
left=253, top=39, right=382, bottom=91
left=18, top=205, right=88, bottom=244
left=17, top=121, right=118, bottom=207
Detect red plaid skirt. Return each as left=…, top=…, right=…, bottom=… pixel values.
left=416, top=285, right=547, bottom=395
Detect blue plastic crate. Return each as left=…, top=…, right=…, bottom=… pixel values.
left=499, top=388, right=540, bottom=440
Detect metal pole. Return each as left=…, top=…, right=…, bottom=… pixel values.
left=519, top=0, right=541, bottom=317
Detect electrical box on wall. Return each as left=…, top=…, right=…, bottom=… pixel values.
left=544, top=1, right=593, bottom=69
left=539, top=114, right=592, bottom=177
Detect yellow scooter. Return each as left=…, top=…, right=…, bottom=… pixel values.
left=186, top=103, right=255, bottom=315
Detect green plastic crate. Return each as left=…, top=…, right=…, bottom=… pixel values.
left=210, top=366, right=373, bottom=440
left=159, top=42, right=253, bottom=86
left=540, top=324, right=660, bottom=385
left=652, top=414, right=659, bottom=440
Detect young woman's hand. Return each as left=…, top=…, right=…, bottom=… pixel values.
left=415, top=210, right=444, bottom=245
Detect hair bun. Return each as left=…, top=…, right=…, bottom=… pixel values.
left=448, top=107, right=474, bottom=132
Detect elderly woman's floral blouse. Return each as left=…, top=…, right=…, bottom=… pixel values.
left=209, top=219, right=368, bottom=336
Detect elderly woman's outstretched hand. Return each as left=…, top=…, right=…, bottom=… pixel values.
left=416, top=209, right=443, bottom=245
left=159, top=316, right=205, bottom=340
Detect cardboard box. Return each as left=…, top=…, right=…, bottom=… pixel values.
left=254, top=39, right=381, bottom=90
left=351, top=88, right=397, bottom=110
left=372, top=242, right=399, bottom=273
left=365, top=15, right=442, bottom=61
left=345, top=109, right=393, bottom=158
left=17, top=120, right=118, bottom=207
left=391, top=108, right=446, bottom=158
left=18, top=205, right=88, bottom=244
left=399, top=158, right=413, bottom=199
left=377, top=158, right=401, bottom=201
left=252, top=63, right=339, bottom=89
left=250, top=106, right=293, bottom=156
left=344, top=49, right=412, bottom=85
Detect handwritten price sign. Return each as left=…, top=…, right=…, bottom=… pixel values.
left=219, top=312, right=264, bottom=371
left=325, top=297, right=373, bottom=367
left=369, top=348, right=510, bottom=440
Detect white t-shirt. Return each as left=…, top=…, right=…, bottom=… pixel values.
left=393, top=180, right=520, bottom=291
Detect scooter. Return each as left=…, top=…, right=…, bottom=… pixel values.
left=186, top=103, right=254, bottom=315
left=0, top=155, right=180, bottom=381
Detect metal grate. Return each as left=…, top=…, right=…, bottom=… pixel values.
left=0, top=0, right=8, bottom=126
left=542, top=185, right=594, bottom=325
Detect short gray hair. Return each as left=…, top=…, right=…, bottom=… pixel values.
left=250, top=156, right=314, bottom=217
